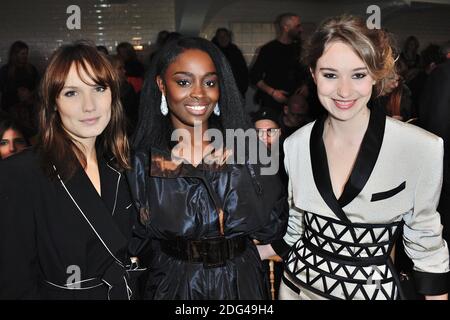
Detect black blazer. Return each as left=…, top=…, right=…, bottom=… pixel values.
left=0, top=148, right=144, bottom=299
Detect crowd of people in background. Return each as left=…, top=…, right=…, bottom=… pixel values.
left=1, top=18, right=448, bottom=157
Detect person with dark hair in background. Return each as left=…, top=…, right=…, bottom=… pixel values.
left=148, top=31, right=184, bottom=65
left=249, top=13, right=306, bottom=118
left=108, top=55, right=139, bottom=137
left=148, top=30, right=170, bottom=64
left=400, top=36, right=421, bottom=81
left=408, top=44, right=445, bottom=118
left=129, top=37, right=287, bottom=300
left=96, top=45, right=109, bottom=56
left=0, top=116, right=30, bottom=160
left=0, top=42, right=145, bottom=299
left=280, top=93, right=312, bottom=138
left=0, top=41, right=40, bottom=114
left=116, top=42, right=145, bottom=94
left=212, top=28, right=249, bottom=98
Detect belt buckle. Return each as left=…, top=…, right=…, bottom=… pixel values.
left=201, top=237, right=227, bottom=269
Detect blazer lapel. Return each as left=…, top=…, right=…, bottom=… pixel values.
left=310, top=106, right=386, bottom=223
left=310, top=116, right=350, bottom=222
left=338, top=105, right=386, bottom=207
left=99, top=157, right=121, bottom=216
left=54, top=163, right=127, bottom=265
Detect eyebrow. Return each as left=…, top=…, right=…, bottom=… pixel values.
left=62, top=83, right=103, bottom=89
left=172, top=71, right=218, bottom=77
left=319, top=67, right=367, bottom=72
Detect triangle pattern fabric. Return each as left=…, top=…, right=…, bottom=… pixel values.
left=284, top=212, right=403, bottom=300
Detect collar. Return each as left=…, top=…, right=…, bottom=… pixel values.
left=309, top=105, right=386, bottom=222
left=149, top=147, right=233, bottom=178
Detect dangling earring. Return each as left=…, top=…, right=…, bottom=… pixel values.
left=160, top=95, right=168, bottom=116
left=213, top=103, right=220, bottom=116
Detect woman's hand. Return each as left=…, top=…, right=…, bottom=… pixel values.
left=271, top=89, right=289, bottom=104
left=425, top=293, right=448, bottom=300
left=256, top=244, right=277, bottom=260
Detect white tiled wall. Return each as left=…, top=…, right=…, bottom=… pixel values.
left=384, top=7, right=450, bottom=51
left=0, top=0, right=176, bottom=72
left=0, top=0, right=448, bottom=73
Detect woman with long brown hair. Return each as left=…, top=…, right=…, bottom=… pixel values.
left=0, top=42, right=144, bottom=299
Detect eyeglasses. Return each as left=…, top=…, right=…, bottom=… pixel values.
left=256, top=128, right=281, bottom=138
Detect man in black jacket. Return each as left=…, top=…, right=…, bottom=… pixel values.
left=249, top=13, right=307, bottom=118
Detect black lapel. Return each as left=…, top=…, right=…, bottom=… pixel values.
left=338, top=106, right=386, bottom=207
left=310, top=106, right=386, bottom=223
left=99, top=157, right=121, bottom=216
left=55, top=163, right=127, bottom=264
left=310, top=116, right=350, bottom=222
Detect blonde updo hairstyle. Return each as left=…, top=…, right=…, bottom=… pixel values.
left=305, top=15, right=395, bottom=96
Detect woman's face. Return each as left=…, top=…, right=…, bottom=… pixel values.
left=17, top=48, right=28, bottom=65
left=384, top=72, right=400, bottom=95
left=157, top=49, right=219, bottom=131
left=312, top=41, right=375, bottom=122
left=56, top=62, right=112, bottom=147
left=0, top=128, right=28, bottom=159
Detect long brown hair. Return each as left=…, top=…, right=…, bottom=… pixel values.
left=38, top=41, right=130, bottom=179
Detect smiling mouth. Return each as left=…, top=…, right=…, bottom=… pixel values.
left=333, top=99, right=356, bottom=109
left=185, top=105, right=208, bottom=115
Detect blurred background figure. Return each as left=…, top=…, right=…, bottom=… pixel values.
left=442, top=41, right=450, bottom=60
left=418, top=49, right=450, bottom=273
left=108, top=55, right=139, bottom=137
left=280, top=93, right=311, bottom=137
left=250, top=13, right=306, bottom=118
left=0, top=116, right=30, bottom=160
left=148, top=30, right=170, bottom=64
left=148, top=31, right=183, bottom=66
left=212, top=28, right=249, bottom=98
left=96, top=45, right=109, bottom=56
left=375, top=58, right=413, bottom=122
left=116, top=42, right=145, bottom=94
left=0, top=41, right=40, bottom=114
left=407, top=44, right=445, bottom=118
left=400, top=36, right=421, bottom=82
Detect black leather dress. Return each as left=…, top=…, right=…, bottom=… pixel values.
left=127, top=147, right=288, bottom=300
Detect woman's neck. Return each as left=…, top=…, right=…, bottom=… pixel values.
left=71, top=136, right=98, bottom=166
left=171, top=120, right=211, bottom=165
left=324, top=107, right=371, bottom=146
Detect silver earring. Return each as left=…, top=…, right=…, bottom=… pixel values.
left=213, top=103, right=220, bottom=116
left=160, top=95, right=168, bottom=116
